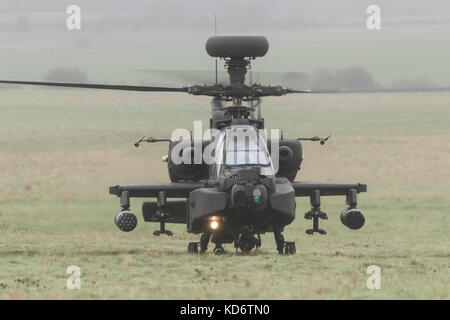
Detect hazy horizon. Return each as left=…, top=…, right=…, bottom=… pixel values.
left=0, top=0, right=449, bottom=88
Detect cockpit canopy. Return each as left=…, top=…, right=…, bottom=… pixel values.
left=215, top=125, right=274, bottom=177
left=224, top=132, right=270, bottom=166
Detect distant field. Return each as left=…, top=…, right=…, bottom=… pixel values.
left=0, top=88, right=449, bottom=299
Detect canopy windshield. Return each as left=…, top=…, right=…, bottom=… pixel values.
left=224, top=127, right=270, bottom=166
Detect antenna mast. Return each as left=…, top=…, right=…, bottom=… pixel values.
left=214, top=14, right=218, bottom=85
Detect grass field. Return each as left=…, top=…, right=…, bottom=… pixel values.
left=0, top=88, right=449, bottom=299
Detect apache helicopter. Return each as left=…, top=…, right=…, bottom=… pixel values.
left=0, top=36, right=369, bottom=255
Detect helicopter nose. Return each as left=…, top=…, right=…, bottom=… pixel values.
left=231, top=184, right=247, bottom=207
left=231, top=184, right=267, bottom=208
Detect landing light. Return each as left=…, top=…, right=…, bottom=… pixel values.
left=210, top=221, right=219, bottom=230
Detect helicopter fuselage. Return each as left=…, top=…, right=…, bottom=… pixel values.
left=110, top=118, right=366, bottom=254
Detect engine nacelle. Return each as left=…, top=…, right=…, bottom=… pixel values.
left=268, top=139, right=303, bottom=181
left=167, top=140, right=209, bottom=182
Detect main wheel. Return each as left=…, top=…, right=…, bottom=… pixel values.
left=213, top=246, right=225, bottom=255
left=238, top=234, right=258, bottom=253
left=188, top=242, right=199, bottom=254
left=284, top=242, right=296, bottom=255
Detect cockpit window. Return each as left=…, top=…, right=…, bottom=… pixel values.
left=224, top=128, right=270, bottom=166
left=225, top=150, right=269, bottom=165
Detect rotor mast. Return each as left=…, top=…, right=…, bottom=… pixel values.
left=204, top=36, right=271, bottom=129
left=225, top=58, right=250, bottom=86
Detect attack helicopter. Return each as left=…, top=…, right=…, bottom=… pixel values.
left=0, top=36, right=369, bottom=255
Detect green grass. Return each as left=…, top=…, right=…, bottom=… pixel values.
left=0, top=88, right=449, bottom=299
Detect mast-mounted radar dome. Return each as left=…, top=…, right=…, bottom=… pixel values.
left=205, top=36, right=269, bottom=58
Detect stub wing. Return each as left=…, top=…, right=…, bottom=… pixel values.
left=291, top=181, right=367, bottom=197
left=109, top=182, right=208, bottom=199
left=290, top=181, right=367, bottom=233
left=109, top=183, right=209, bottom=228
left=109, top=180, right=367, bottom=235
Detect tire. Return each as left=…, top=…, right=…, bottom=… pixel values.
left=213, top=247, right=225, bottom=254
left=284, top=242, right=296, bottom=255
left=188, top=242, right=199, bottom=254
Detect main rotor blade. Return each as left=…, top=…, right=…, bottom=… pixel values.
left=286, top=87, right=450, bottom=94
left=0, top=80, right=185, bottom=92
left=137, top=69, right=230, bottom=86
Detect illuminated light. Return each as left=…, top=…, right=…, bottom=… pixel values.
left=210, top=221, right=219, bottom=230
left=252, top=188, right=262, bottom=197
left=253, top=188, right=262, bottom=203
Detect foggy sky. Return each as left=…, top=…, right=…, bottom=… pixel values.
left=0, top=0, right=449, bottom=87
left=1, top=0, right=449, bottom=33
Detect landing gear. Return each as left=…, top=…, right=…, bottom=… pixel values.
left=187, top=231, right=212, bottom=254
left=273, top=225, right=296, bottom=255
left=187, top=236, right=225, bottom=255
left=187, top=242, right=199, bottom=254
left=187, top=241, right=225, bottom=255
left=213, top=244, right=225, bottom=254
left=273, top=229, right=285, bottom=254
left=200, top=231, right=211, bottom=254
left=305, top=189, right=328, bottom=235
left=284, top=242, right=296, bottom=255
left=235, top=233, right=261, bottom=254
